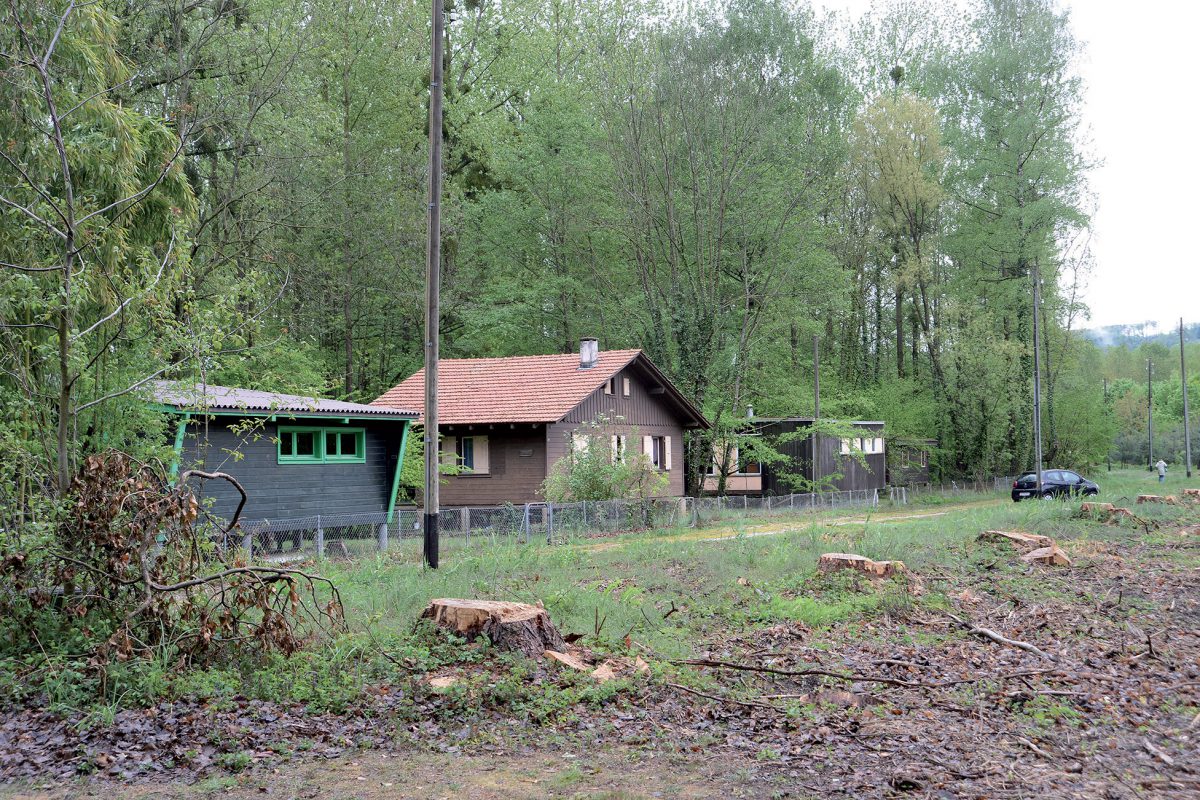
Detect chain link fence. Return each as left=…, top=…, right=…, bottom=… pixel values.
left=226, top=479, right=1015, bottom=561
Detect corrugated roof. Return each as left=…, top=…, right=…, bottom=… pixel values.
left=372, top=349, right=708, bottom=427
left=151, top=381, right=416, bottom=418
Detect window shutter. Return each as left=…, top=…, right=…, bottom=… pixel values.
left=664, top=436, right=672, bottom=471
left=572, top=433, right=588, bottom=454
left=440, top=435, right=457, bottom=467
left=642, top=435, right=653, bottom=462
left=474, top=435, right=489, bottom=474
left=622, top=377, right=631, bottom=396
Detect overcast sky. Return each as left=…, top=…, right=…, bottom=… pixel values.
left=818, top=0, right=1200, bottom=331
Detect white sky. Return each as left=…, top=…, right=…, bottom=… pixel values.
left=817, top=0, right=1200, bottom=330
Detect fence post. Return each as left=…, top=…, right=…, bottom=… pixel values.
left=546, top=503, right=554, bottom=544
left=377, top=520, right=388, bottom=552
left=872, top=488, right=878, bottom=508
left=241, top=531, right=253, bottom=558
left=522, top=504, right=530, bottom=543
left=316, top=515, right=325, bottom=558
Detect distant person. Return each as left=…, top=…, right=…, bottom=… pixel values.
left=1156, top=459, right=1167, bottom=483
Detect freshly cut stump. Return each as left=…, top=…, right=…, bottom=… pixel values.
left=1137, top=495, right=1179, bottom=505
left=1079, top=502, right=1115, bottom=515
left=1183, top=489, right=1200, bottom=500
left=819, top=552, right=905, bottom=579
left=978, top=530, right=1054, bottom=549
left=1020, top=545, right=1072, bottom=567
left=420, top=599, right=566, bottom=658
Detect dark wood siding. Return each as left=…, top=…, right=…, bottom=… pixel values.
left=724, top=420, right=886, bottom=495
left=550, top=366, right=688, bottom=497
left=179, top=417, right=405, bottom=523
left=438, top=425, right=548, bottom=506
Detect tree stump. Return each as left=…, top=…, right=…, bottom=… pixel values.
left=1136, top=495, right=1178, bottom=505
left=420, top=599, right=566, bottom=658
left=1079, top=502, right=1115, bottom=516
left=978, top=530, right=1054, bottom=549
left=1020, top=545, right=1072, bottom=567
left=818, top=552, right=905, bottom=579
left=1183, top=489, right=1200, bottom=500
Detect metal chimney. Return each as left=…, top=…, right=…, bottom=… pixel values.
left=579, top=338, right=599, bottom=369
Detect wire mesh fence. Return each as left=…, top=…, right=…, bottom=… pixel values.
left=225, top=479, right=1013, bottom=562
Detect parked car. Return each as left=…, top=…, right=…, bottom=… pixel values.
left=1011, top=470, right=1099, bottom=501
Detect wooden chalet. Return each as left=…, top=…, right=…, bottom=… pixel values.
left=151, top=382, right=416, bottom=526
left=703, top=417, right=887, bottom=495
left=372, top=339, right=709, bottom=506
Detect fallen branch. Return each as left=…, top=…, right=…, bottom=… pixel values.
left=945, top=612, right=1058, bottom=662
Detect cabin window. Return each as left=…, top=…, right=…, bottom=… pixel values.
left=622, top=377, right=631, bottom=396
left=645, top=435, right=671, bottom=470
left=451, top=435, right=489, bottom=474
left=603, top=378, right=615, bottom=395
left=278, top=426, right=365, bottom=465
left=611, top=434, right=627, bottom=463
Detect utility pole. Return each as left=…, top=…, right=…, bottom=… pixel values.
left=1031, top=262, right=1044, bottom=494
left=1182, top=319, right=1193, bottom=478
left=812, top=335, right=820, bottom=489
left=1103, top=377, right=1111, bottom=472
left=1147, top=359, right=1153, bottom=469
left=422, top=0, right=444, bottom=569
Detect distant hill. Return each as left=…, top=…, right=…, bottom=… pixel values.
left=1083, top=321, right=1200, bottom=349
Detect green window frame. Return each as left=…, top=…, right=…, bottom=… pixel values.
left=278, top=426, right=365, bottom=465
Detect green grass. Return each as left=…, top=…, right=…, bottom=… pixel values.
left=11, top=468, right=1198, bottom=726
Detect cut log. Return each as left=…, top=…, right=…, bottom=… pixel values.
left=591, top=661, right=618, bottom=682
left=545, top=649, right=591, bottom=671
left=1079, top=502, right=1115, bottom=515
left=1108, top=506, right=1138, bottom=521
left=420, top=598, right=566, bottom=658
left=1183, top=488, right=1200, bottom=500
left=1136, top=495, right=1179, bottom=505
left=818, top=552, right=905, bottom=579
left=1020, top=545, right=1072, bottom=567
left=978, top=530, right=1055, bottom=549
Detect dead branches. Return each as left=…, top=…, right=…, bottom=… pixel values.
left=945, top=612, right=1058, bottom=662
left=0, top=452, right=343, bottom=681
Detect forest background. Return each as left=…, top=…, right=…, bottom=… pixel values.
left=2, top=0, right=1197, bottom=506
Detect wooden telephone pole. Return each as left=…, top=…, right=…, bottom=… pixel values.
left=1182, top=319, right=1192, bottom=478
left=422, top=0, right=444, bottom=569
left=1031, top=262, right=1044, bottom=494
left=812, top=335, right=820, bottom=489
left=1147, top=359, right=1153, bottom=469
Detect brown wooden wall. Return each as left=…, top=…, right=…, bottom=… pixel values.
left=550, top=363, right=688, bottom=497
left=438, top=425, right=548, bottom=506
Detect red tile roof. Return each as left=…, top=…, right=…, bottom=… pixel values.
left=372, top=349, right=707, bottom=427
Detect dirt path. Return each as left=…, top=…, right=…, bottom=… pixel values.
left=0, top=748, right=786, bottom=800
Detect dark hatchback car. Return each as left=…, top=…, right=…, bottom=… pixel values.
left=1012, top=470, right=1099, bottom=501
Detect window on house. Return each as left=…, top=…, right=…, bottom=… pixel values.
left=840, top=438, right=851, bottom=455
left=603, top=378, right=615, bottom=395
left=457, top=436, right=474, bottom=470
left=645, top=435, right=670, bottom=470
left=738, top=456, right=762, bottom=476
left=622, top=377, right=631, bottom=396
left=450, top=435, right=489, bottom=474
left=278, top=427, right=364, bottom=464
left=611, top=434, right=627, bottom=463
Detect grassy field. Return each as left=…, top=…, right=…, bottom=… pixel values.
left=3, top=467, right=1198, bottom=798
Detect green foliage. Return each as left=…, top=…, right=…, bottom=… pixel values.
left=542, top=415, right=668, bottom=501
